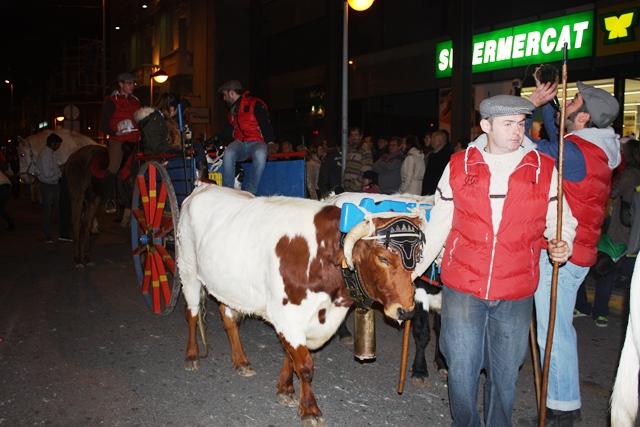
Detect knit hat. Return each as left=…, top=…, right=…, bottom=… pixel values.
left=577, top=81, right=619, bottom=129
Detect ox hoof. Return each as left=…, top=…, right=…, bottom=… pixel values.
left=301, top=415, right=326, bottom=427
left=184, top=359, right=200, bottom=371
left=276, top=392, right=297, bottom=408
left=410, top=375, right=429, bottom=388
left=236, top=365, right=255, bottom=377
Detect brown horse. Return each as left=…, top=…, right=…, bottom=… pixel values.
left=64, top=145, right=109, bottom=267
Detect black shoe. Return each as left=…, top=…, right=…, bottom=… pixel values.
left=517, top=408, right=581, bottom=427
left=545, top=408, right=581, bottom=426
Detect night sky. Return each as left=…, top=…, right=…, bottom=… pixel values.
left=0, top=1, right=101, bottom=108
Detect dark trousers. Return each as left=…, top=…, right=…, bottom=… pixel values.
left=576, top=256, right=636, bottom=317
left=40, top=182, right=60, bottom=240
left=0, top=184, right=14, bottom=228
left=59, top=175, right=71, bottom=238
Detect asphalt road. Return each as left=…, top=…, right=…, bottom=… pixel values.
left=0, top=194, right=627, bottom=426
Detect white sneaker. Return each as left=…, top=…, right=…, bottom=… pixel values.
left=105, top=200, right=117, bottom=214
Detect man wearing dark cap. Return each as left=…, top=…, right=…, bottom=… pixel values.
left=218, top=80, right=274, bottom=194
left=528, top=80, right=621, bottom=425
left=419, top=94, right=576, bottom=426
left=100, top=72, right=141, bottom=213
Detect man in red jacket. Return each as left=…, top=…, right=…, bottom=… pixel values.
left=530, top=81, right=620, bottom=425
left=218, top=80, right=274, bottom=194
left=100, top=72, right=141, bottom=213
left=421, top=95, right=576, bottom=426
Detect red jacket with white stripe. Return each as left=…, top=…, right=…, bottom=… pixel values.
left=563, top=133, right=615, bottom=267
left=440, top=146, right=555, bottom=300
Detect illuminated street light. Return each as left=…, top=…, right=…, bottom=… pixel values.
left=342, top=0, right=375, bottom=178
left=347, top=0, right=375, bottom=11
left=149, top=66, right=169, bottom=105
left=4, top=79, right=13, bottom=111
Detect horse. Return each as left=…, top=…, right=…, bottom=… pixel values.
left=64, top=144, right=109, bottom=267
left=17, top=129, right=98, bottom=202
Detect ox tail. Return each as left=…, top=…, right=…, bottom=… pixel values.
left=176, top=205, right=201, bottom=317
left=611, top=258, right=640, bottom=427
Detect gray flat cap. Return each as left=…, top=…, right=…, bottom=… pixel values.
left=218, top=80, right=243, bottom=93
left=479, top=95, right=535, bottom=119
left=117, top=72, right=136, bottom=82
left=577, top=81, right=619, bottom=128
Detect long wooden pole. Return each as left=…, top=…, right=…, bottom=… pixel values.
left=397, top=319, right=412, bottom=394
left=529, top=321, right=542, bottom=408
left=539, top=43, right=569, bottom=427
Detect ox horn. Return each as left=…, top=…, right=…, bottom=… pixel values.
left=343, top=219, right=375, bottom=270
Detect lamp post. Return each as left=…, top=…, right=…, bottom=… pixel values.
left=149, top=67, right=168, bottom=105
left=341, top=0, right=375, bottom=178
left=4, top=79, right=13, bottom=112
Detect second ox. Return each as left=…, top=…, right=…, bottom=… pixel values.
left=177, top=185, right=428, bottom=426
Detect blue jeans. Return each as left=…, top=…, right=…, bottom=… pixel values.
left=534, top=253, right=589, bottom=411
left=222, top=140, right=268, bottom=195
left=440, top=286, right=533, bottom=427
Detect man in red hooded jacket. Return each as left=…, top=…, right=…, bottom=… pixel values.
left=528, top=80, right=621, bottom=425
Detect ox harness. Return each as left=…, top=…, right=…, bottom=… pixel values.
left=340, top=205, right=426, bottom=308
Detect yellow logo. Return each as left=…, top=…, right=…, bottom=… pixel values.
left=603, top=11, right=636, bottom=41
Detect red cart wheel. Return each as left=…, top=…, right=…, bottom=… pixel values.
left=131, top=161, right=181, bottom=315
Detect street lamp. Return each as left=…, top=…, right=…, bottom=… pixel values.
left=4, top=79, right=13, bottom=112
left=341, top=0, right=375, bottom=178
left=149, top=67, right=168, bottom=105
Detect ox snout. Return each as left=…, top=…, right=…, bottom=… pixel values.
left=397, top=307, right=415, bottom=321
left=384, top=303, right=415, bottom=321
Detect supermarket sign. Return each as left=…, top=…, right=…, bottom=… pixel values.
left=436, top=10, right=594, bottom=78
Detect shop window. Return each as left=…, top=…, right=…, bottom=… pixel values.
left=624, top=79, right=640, bottom=139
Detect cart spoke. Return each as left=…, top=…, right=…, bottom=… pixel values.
left=142, top=254, right=152, bottom=295
left=136, top=174, right=151, bottom=225
left=131, top=208, right=148, bottom=231
left=148, top=164, right=157, bottom=227
left=152, top=181, right=168, bottom=229
left=150, top=249, right=161, bottom=314
left=154, top=243, right=176, bottom=275
left=152, top=251, right=172, bottom=307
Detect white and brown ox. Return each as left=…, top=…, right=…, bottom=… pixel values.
left=177, top=185, right=428, bottom=426
left=611, top=257, right=640, bottom=426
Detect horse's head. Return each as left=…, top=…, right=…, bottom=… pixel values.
left=17, top=136, right=37, bottom=184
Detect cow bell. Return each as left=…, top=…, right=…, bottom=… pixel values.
left=354, top=307, right=376, bottom=361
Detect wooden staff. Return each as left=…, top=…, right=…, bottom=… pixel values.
left=539, top=42, right=569, bottom=427
left=397, top=319, right=412, bottom=394
left=529, top=321, right=541, bottom=408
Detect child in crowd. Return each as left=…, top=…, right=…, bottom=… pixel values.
left=362, top=170, right=380, bottom=193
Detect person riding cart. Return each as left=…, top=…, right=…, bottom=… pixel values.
left=217, top=80, right=275, bottom=194
left=100, top=72, right=141, bottom=213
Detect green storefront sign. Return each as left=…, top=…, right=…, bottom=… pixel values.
left=436, top=10, right=594, bottom=78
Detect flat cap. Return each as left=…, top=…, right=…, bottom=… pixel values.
left=577, top=81, right=619, bottom=128
left=479, top=95, right=535, bottom=119
left=218, top=80, right=243, bottom=93
left=117, top=72, right=136, bottom=82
